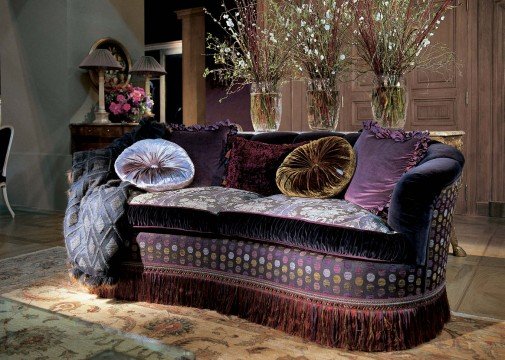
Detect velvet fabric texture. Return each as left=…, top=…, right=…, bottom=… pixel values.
left=219, top=195, right=413, bottom=263
left=238, top=132, right=361, bottom=147
left=344, top=121, right=430, bottom=213
left=293, top=131, right=361, bottom=147
left=276, top=137, right=356, bottom=198
left=388, top=143, right=464, bottom=264
left=114, top=139, right=194, bottom=192
left=225, top=137, right=304, bottom=196
left=165, top=121, right=237, bottom=187
left=244, top=132, right=300, bottom=145
left=128, top=187, right=261, bottom=234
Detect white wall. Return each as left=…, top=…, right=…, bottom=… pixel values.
left=0, top=0, right=144, bottom=212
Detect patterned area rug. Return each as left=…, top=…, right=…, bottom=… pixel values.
left=0, top=297, right=192, bottom=360
left=1, top=247, right=504, bottom=360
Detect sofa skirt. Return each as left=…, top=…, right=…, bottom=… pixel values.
left=97, top=230, right=450, bottom=352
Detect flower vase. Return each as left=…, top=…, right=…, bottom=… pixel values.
left=307, top=78, right=341, bottom=131
left=250, top=82, right=282, bottom=132
left=371, top=74, right=408, bottom=129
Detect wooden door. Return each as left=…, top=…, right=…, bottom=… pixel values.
left=340, top=1, right=468, bottom=132
left=339, top=1, right=469, bottom=213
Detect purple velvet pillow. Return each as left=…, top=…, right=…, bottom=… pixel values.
left=225, top=137, right=304, bottom=196
left=166, top=121, right=237, bottom=187
left=344, top=121, right=430, bottom=213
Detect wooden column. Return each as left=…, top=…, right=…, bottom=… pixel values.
left=176, top=7, right=206, bottom=125
left=491, top=0, right=505, bottom=215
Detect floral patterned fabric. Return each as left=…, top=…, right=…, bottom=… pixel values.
left=128, top=186, right=262, bottom=234
left=129, top=186, right=261, bottom=214
left=219, top=194, right=412, bottom=262
left=224, top=194, right=394, bottom=233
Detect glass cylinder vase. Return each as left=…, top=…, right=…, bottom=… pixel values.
left=250, top=82, right=282, bottom=132
left=307, top=78, right=341, bottom=131
left=371, top=74, right=408, bottom=129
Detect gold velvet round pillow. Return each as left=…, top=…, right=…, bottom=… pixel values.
left=276, top=136, right=356, bottom=198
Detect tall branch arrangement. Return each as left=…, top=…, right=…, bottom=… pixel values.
left=350, top=0, right=455, bottom=76
left=204, top=0, right=294, bottom=95
left=288, top=0, right=352, bottom=84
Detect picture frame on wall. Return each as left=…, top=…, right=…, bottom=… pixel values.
left=88, top=37, right=132, bottom=89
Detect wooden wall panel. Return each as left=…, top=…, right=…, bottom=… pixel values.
left=492, top=1, right=505, bottom=207
left=475, top=0, right=494, bottom=215
left=192, top=0, right=505, bottom=215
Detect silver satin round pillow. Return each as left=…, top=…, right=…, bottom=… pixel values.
left=115, top=139, right=195, bottom=192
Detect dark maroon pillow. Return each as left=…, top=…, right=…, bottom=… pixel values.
left=344, top=121, right=430, bottom=213
left=166, top=121, right=237, bottom=187
left=225, top=137, right=304, bottom=196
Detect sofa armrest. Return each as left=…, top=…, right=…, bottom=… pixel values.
left=388, top=154, right=463, bottom=265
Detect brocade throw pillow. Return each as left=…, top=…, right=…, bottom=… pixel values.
left=165, top=121, right=238, bottom=187
left=276, top=136, right=356, bottom=198
left=344, top=121, right=430, bottom=213
left=114, top=139, right=194, bottom=192
left=225, top=137, right=304, bottom=196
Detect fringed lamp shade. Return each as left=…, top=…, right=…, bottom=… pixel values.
left=130, top=56, right=166, bottom=102
left=79, top=49, right=122, bottom=124
left=79, top=49, right=122, bottom=70
left=130, top=56, right=166, bottom=76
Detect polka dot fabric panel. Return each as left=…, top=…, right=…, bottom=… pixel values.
left=130, top=233, right=424, bottom=301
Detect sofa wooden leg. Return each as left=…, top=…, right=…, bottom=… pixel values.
left=450, top=225, right=466, bottom=257
left=1, top=185, right=15, bottom=219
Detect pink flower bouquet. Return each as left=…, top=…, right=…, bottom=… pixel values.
left=105, top=84, right=154, bottom=123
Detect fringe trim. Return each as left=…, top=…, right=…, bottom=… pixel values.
left=166, top=120, right=238, bottom=134
left=68, top=266, right=118, bottom=290
left=97, top=265, right=450, bottom=352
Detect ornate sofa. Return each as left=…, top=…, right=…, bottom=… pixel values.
left=93, top=129, right=464, bottom=352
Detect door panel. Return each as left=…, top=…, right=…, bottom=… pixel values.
left=341, top=1, right=466, bottom=132
left=339, top=1, right=468, bottom=214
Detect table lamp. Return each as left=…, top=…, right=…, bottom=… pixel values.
left=130, top=56, right=166, bottom=117
left=79, top=49, right=122, bottom=124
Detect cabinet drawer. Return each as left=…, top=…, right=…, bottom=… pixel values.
left=69, top=123, right=138, bottom=154
left=74, top=125, right=125, bottom=138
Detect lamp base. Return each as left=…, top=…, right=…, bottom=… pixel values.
left=93, top=110, right=111, bottom=125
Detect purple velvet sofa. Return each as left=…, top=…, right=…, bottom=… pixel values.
left=99, top=130, right=464, bottom=352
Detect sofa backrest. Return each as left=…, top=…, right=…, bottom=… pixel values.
left=238, top=131, right=361, bottom=147
left=237, top=131, right=465, bottom=170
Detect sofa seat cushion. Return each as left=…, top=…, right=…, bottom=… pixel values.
left=128, top=186, right=262, bottom=234
left=219, top=195, right=414, bottom=263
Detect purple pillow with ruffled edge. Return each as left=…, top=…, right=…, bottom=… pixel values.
left=166, top=121, right=238, bottom=187
left=344, top=121, right=430, bottom=213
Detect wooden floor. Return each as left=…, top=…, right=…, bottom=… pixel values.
left=1, top=211, right=504, bottom=320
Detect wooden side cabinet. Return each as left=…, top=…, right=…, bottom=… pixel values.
left=69, top=123, right=138, bottom=154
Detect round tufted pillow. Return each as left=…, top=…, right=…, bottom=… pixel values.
left=114, top=139, right=194, bottom=192
left=276, top=136, right=356, bottom=198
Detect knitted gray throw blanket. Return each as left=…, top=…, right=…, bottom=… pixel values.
left=64, top=120, right=166, bottom=288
